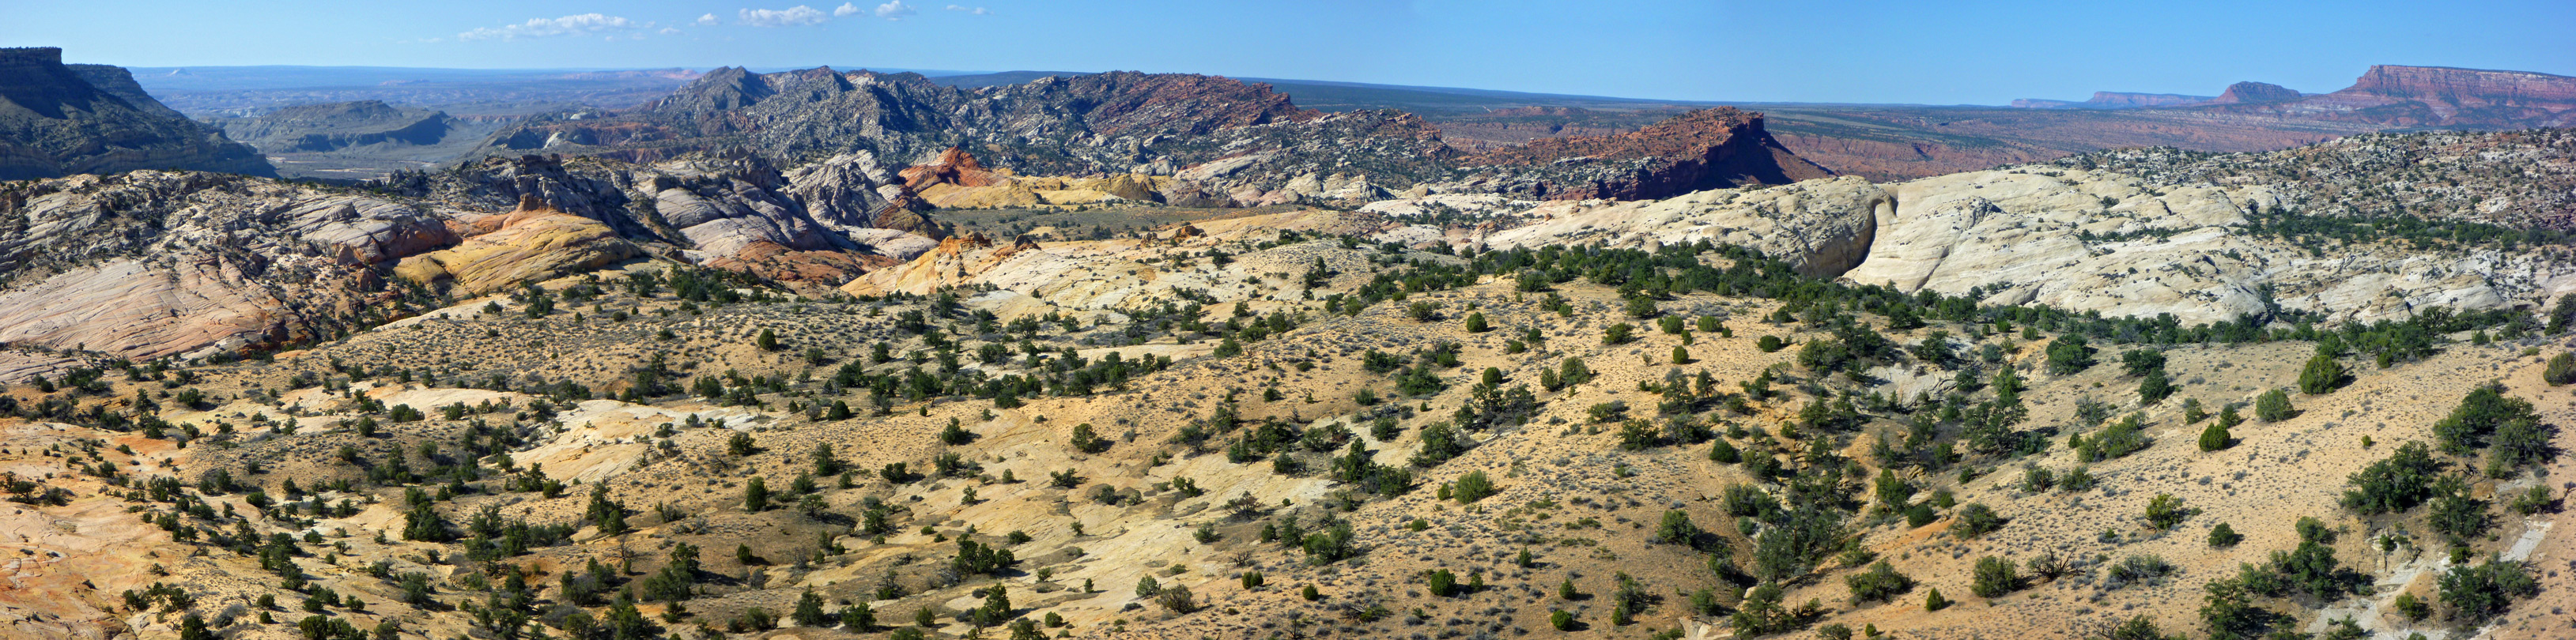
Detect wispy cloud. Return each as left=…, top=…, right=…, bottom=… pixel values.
left=659, top=27, right=683, bottom=35
left=874, top=1, right=918, bottom=20
left=834, top=2, right=862, bottom=17
left=695, top=13, right=720, bottom=26
left=739, top=6, right=829, bottom=27
left=944, top=5, right=990, bottom=14
left=458, top=13, right=639, bottom=41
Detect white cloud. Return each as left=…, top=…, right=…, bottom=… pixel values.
left=834, top=2, right=861, bottom=17
left=695, top=13, right=720, bottom=25
left=659, top=27, right=683, bottom=35
left=738, top=6, right=829, bottom=27
left=458, top=13, right=639, bottom=41
left=874, top=1, right=917, bottom=19
left=943, top=5, right=990, bottom=14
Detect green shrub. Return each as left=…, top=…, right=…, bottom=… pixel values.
left=2432, top=383, right=2540, bottom=454
left=1452, top=471, right=1496, bottom=504
left=2144, top=493, right=2189, bottom=529
left=1970, top=556, right=2021, bottom=597
left=2198, top=419, right=2231, bottom=452
left=2136, top=368, right=2173, bottom=405
left=2341, top=441, right=2445, bottom=514
left=2045, top=335, right=2095, bottom=375
left=1426, top=569, right=1457, bottom=597
left=2254, top=389, right=2294, bottom=423
left=2545, top=352, right=2576, bottom=386
left=2298, top=353, right=2347, bottom=394
left=2208, top=522, right=2242, bottom=548
left=1951, top=503, right=2005, bottom=539
left=1843, top=561, right=1913, bottom=604
left=2437, top=555, right=2538, bottom=623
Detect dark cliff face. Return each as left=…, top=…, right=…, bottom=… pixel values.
left=0, top=47, right=274, bottom=180
left=1462, top=107, right=1834, bottom=201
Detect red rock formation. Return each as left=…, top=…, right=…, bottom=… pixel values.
left=1467, top=107, right=1834, bottom=201
left=898, top=147, right=1005, bottom=190
left=2204, top=66, right=2576, bottom=127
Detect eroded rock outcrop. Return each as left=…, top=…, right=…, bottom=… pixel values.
left=393, top=207, right=640, bottom=296
left=1475, top=175, right=1888, bottom=278
left=0, top=171, right=454, bottom=359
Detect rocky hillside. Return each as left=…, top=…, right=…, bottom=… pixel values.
left=2, top=158, right=2570, bottom=640
left=0, top=47, right=272, bottom=180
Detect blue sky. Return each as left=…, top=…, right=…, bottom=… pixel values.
left=6, top=0, right=2571, bottom=104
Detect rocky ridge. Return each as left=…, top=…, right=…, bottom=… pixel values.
left=474, top=69, right=1829, bottom=205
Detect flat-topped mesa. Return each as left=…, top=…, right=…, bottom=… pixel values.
left=2080, top=92, right=2211, bottom=108
left=2344, top=64, right=2576, bottom=103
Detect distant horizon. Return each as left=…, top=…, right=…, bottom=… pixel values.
left=89, top=59, right=2576, bottom=110
left=7, top=1, right=2570, bottom=105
